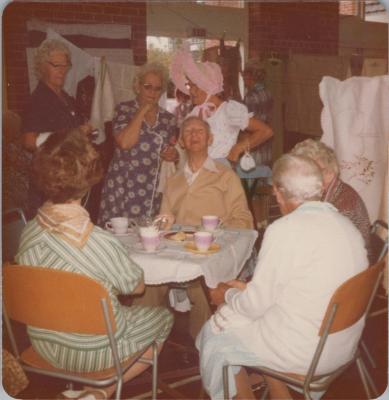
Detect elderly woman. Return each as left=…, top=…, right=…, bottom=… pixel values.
left=170, top=45, right=273, bottom=165
left=22, top=39, right=92, bottom=218
left=15, top=129, right=173, bottom=400
left=196, top=154, right=368, bottom=399
left=134, top=116, right=253, bottom=340
left=291, top=139, right=371, bottom=254
left=98, top=63, right=178, bottom=226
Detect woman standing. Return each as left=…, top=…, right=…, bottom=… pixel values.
left=98, top=63, right=178, bottom=226
left=170, top=45, right=273, bottom=165
left=22, top=39, right=92, bottom=218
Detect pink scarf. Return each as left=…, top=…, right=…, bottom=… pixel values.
left=37, top=202, right=93, bottom=248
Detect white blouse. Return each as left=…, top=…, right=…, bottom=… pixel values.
left=190, top=100, right=251, bottom=159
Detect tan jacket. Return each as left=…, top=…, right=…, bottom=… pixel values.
left=160, top=161, right=253, bottom=229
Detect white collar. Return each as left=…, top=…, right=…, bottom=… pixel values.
left=183, top=157, right=219, bottom=185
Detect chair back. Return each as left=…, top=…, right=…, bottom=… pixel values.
left=2, top=208, right=27, bottom=262
left=319, top=259, right=385, bottom=336
left=3, top=264, right=116, bottom=334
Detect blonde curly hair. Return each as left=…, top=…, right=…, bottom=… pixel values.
left=133, top=62, right=169, bottom=94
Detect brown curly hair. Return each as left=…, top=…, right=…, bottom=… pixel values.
left=33, top=129, right=103, bottom=204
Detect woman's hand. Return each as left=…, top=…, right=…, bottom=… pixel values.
left=225, top=279, right=247, bottom=291
left=154, top=213, right=175, bottom=231
left=209, top=282, right=232, bottom=306
left=161, top=145, right=179, bottom=162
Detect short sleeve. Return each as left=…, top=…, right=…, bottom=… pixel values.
left=225, top=101, right=250, bottom=131
left=112, top=101, right=134, bottom=135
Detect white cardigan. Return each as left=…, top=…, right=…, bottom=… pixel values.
left=216, top=201, right=368, bottom=374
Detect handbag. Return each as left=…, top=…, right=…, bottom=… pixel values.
left=239, top=150, right=256, bottom=171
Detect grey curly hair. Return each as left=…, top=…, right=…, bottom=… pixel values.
left=272, top=153, right=323, bottom=203
left=133, top=62, right=169, bottom=94
left=34, top=39, right=71, bottom=80
left=291, top=139, right=339, bottom=176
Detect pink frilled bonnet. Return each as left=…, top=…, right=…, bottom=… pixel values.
left=170, top=43, right=224, bottom=96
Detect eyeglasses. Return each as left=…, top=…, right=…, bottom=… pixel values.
left=182, top=127, right=207, bottom=136
left=47, top=61, right=72, bottom=70
left=142, top=83, right=163, bottom=92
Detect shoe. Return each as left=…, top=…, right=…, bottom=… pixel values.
left=60, top=389, right=108, bottom=399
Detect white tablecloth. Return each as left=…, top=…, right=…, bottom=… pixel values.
left=117, top=228, right=258, bottom=288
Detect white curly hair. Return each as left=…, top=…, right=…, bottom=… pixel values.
left=34, top=39, right=71, bottom=80
left=272, top=153, right=324, bottom=203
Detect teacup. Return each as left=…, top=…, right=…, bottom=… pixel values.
left=194, top=231, right=213, bottom=252
left=139, top=226, right=160, bottom=252
left=105, top=217, right=129, bottom=234
left=201, top=215, right=220, bottom=232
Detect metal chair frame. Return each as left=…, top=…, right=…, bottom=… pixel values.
left=360, top=220, right=388, bottom=369
left=2, top=207, right=27, bottom=262
left=3, top=265, right=159, bottom=400
left=222, top=260, right=385, bottom=400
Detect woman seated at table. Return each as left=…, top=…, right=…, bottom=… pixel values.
left=291, top=139, right=371, bottom=257
left=133, top=116, right=253, bottom=340
left=15, top=129, right=173, bottom=400
left=197, top=154, right=367, bottom=399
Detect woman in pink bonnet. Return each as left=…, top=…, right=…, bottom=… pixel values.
left=170, top=44, right=273, bottom=166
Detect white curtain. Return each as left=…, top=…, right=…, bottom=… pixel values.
left=320, top=75, right=389, bottom=223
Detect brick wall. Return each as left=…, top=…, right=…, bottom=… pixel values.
left=248, top=2, right=339, bottom=58
left=339, top=1, right=358, bottom=16
left=3, top=1, right=147, bottom=115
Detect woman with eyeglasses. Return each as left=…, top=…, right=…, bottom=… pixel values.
left=98, top=63, right=178, bottom=226
left=21, top=39, right=92, bottom=218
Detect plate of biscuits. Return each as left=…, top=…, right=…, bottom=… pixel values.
left=164, top=230, right=195, bottom=242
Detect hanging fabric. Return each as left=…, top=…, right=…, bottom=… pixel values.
left=320, top=75, right=389, bottom=223
left=90, top=57, right=115, bottom=144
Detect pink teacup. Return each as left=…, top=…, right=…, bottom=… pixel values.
left=194, top=231, right=213, bottom=252
left=201, top=215, right=220, bottom=232
left=139, top=226, right=160, bottom=252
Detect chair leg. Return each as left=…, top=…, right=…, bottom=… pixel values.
left=358, top=357, right=379, bottom=398
left=223, top=365, right=230, bottom=400
left=115, top=377, right=123, bottom=400
left=356, top=356, right=374, bottom=399
left=152, top=342, right=158, bottom=400
left=303, top=386, right=313, bottom=400
left=360, top=340, right=377, bottom=369
left=260, top=385, right=269, bottom=400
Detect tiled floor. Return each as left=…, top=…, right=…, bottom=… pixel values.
left=4, top=289, right=387, bottom=399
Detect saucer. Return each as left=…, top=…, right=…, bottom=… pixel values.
left=184, top=242, right=220, bottom=255
left=131, top=242, right=166, bottom=254
left=106, top=227, right=133, bottom=237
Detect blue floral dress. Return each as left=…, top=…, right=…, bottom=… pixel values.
left=98, top=100, right=177, bottom=226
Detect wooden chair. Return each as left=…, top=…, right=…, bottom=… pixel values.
left=222, top=259, right=386, bottom=400
left=3, top=264, right=159, bottom=400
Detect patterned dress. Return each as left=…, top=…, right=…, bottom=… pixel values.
left=323, top=177, right=371, bottom=255
left=244, top=82, right=273, bottom=165
left=15, top=219, right=173, bottom=372
left=98, top=100, right=177, bottom=226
